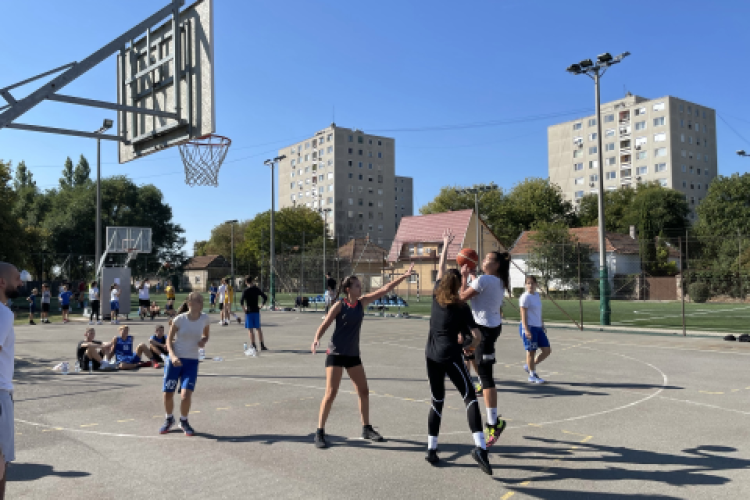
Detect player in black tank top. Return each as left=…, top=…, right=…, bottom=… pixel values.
left=311, top=264, right=415, bottom=449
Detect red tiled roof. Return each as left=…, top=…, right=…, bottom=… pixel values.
left=388, top=210, right=474, bottom=262
left=338, top=238, right=388, bottom=262
left=511, top=227, right=645, bottom=255
left=184, top=255, right=230, bottom=270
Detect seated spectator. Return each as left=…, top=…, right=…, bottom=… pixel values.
left=77, top=328, right=116, bottom=371
left=149, top=325, right=169, bottom=368
left=109, top=326, right=157, bottom=370
left=150, top=301, right=161, bottom=320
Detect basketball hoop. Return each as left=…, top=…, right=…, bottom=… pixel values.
left=178, top=134, right=232, bottom=187
left=125, top=248, right=139, bottom=267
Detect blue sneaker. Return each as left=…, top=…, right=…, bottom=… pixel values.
left=528, top=375, right=546, bottom=384
left=179, top=418, right=195, bottom=436
left=159, top=416, right=175, bottom=434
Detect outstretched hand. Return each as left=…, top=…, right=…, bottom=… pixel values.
left=442, top=228, right=455, bottom=246
left=403, top=263, right=415, bottom=277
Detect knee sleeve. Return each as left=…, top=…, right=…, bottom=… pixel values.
left=477, top=363, right=495, bottom=389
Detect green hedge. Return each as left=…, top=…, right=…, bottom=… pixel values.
left=689, top=282, right=710, bottom=303
left=512, top=287, right=525, bottom=298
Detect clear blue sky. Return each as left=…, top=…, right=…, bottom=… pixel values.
left=2, top=0, right=748, bottom=254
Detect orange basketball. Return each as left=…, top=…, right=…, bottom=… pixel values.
left=456, top=248, right=479, bottom=270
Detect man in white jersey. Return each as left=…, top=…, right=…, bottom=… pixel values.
left=216, top=279, right=227, bottom=325
left=0, top=262, right=23, bottom=499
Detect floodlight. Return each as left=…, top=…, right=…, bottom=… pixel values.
left=737, top=150, right=747, bottom=156
left=567, top=64, right=582, bottom=73
left=102, top=118, right=113, bottom=130
left=579, top=59, right=594, bottom=68
left=597, top=53, right=613, bottom=64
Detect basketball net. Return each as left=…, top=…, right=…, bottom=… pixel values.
left=125, top=248, right=139, bottom=267
left=178, top=134, right=232, bottom=187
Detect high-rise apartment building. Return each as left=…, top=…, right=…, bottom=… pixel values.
left=548, top=94, right=717, bottom=220
left=278, top=124, right=413, bottom=247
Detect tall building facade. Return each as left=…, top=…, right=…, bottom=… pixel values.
left=277, top=124, right=413, bottom=247
left=548, top=94, right=717, bottom=220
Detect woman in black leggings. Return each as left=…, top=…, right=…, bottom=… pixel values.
left=424, top=229, right=492, bottom=475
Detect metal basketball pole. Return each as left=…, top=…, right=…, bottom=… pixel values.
left=264, top=155, right=286, bottom=309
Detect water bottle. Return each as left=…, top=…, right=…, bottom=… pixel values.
left=199, top=348, right=206, bottom=361
left=62, top=362, right=69, bottom=375
left=74, top=361, right=81, bottom=373
left=213, top=357, right=223, bottom=362
left=243, top=343, right=248, bottom=351
left=88, top=360, right=93, bottom=374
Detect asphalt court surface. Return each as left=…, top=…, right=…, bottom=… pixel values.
left=7, top=313, right=750, bottom=499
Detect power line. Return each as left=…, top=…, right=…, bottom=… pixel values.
left=717, top=113, right=750, bottom=148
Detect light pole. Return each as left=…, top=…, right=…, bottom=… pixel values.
left=226, top=219, right=238, bottom=309
left=737, top=150, right=750, bottom=157
left=264, top=155, right=286, bottom=309
left=94, top=118, right=113, bottom=280
left=567, top=51, right=630, bottom=325
left=322, top=207, right=331, bottom=291
left=458, top=183, right=498, bottom=258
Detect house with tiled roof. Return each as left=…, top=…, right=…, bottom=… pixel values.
left=182, top=255, right=231, bottom=292
left=509, top=226, right=679, bottom=291
left=337, top=238, right=389, bottom=292
left=385, top=209, right=506, bottom=295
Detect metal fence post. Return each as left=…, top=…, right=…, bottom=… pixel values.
left=680, top=236, right=685, bottom=336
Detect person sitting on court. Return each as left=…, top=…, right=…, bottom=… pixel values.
left=150, top=325, right=169, bottom=367
left=150, top=301, right=161, bottom=320
left=108, top=325, right=157, bottom=370
left=77, top=328, right=116, bottom=371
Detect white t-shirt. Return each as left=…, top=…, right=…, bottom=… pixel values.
left=468, top=275, right=505, bottom=328
left=519, top=291, right=543, bottom=328
left=171, top=312, right=209, bottom=359
left=89, top=286, right=99, bottom=301
left=41, top=290, right=51, bottom=304
left=217, top=284, right=227, bottom=302
left=111, top=289, right=120, bottom=302
left=0, top=303, right=16, bottom=392
left=138, top=284, right=150, bottom=300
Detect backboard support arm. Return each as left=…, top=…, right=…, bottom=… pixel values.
left=0, top=0, right=185, bottom=132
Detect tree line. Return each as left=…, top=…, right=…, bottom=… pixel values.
left=0, top=157, right=186, bottom=281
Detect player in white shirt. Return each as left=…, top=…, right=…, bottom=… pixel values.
left=0, top=262, right=23, bottom=496
left=88, top=281, right=102, bottom=325
left=519, top=275, right=550, bottom=384
left=216, top=280, right=228, bottom=325
left=138, top=279, right=151, bottom=320
left=110, top=283, right=121, bottom=324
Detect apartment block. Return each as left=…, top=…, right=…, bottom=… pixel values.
left=548, top=93, right=718, bottom=220
left=277, top=124, right=413, bottom=247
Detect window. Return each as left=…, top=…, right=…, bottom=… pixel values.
left=575, top=190, right=584, bottom=198
left=327, top=172, right=334, bottom=179
left=319, top=175, right=324, bottom=181
left=588, top=118, right=597, bottom=127
left=378, top=200, right=383, bottom=207
left=697, top=183, right=702, bottom=190
left=590, top=174, right=599, bottom=182
left=605, top=143, right=615, bottom=151
left=358, top=161, right=363, bottom=168
left=635, top=107, right=647, bottom=116
left=681, top=149, right=687, bottom=158
left=573, top=150, right=583, bottom=159
left=637, top=166, right=647, bottom=175
left=653, top=117, right=665, bottom=126
left=605, top=157, right=616, bottom=166
left=358, top=186, right=363, bottom=193
left=679, top=104, right=684, bottom=113
left=575, top=177, right=584, bottom=185
left=589, top=160, right=598, bottom=169
left=357, top=136, right=363, bottom=144
left=290, top=182, right=294, bottom=189
left=348, top=173, right=353, bottom=179
left=635, top=121, right=646, bottom=131
left=681, top=165, right=687, bottom=172
left=604, top=114, right=614, bottom=122
left=680, top=119, right=685, bottom=128
left=574, top=163, right=584, bottom=171
left=368, top=163, right=373, bottom=169
left=378, top=188, right=383, bottom=195
left=347, top=198, right=353, bottom=205
left=348, top=135, right=353, bottom=142
left=358, top=150, right=363, bottom=156
left=704, top=154, right=709, bottom=163
left=636, top=151, right=647, bottom=160
left=653, top=102, right=665, bottom=111
left=573, top=122, right=582, bottom=130
left=327, top=146, right=333, bottom=153
left=688, top=136, right=693, bottom=144
left=348, top=160, right=353, bottom=167
left=655, top=163, right=667, bottom=172
left=368, top=176, right=373, bottom=182
left=290, top=194, right=295, bottom=201
left=368, top=151, right=373, bottom=158
left=378, top=175, right=383, bottom=183
left=588, top=146, right=598, bottom=154
left=654, top=132, right=666, bottom=142
left=358, top=174, right=363, bottom=180
left=705, top=169, right=709, bottom=176
left=605, top=171, right=617, bottom=180
left=378, top=152, right=382, bottom=159
left=328, top=185, right=333, bottom=192
left=680, top=133, right=685, bottom=143
left=348, top=186, right=354, bottom=193
left=304, top=154, right=310, bottom=161
left=358, top=198, right=363, bottom=206
left=348, top=148, right=353, bottom=154
left=658, top=179, right=668, bottom=187
left=621, top=168, right=632, bottom=178
left=605, top=129, right=615, bottom=137
left=655, top=148, right=667, bottom=157
left=589, top=133, right=597, bottom=141
left=348, top=210, right=354, bottom=218
left=697, top=168, right=701, bottom=175
left=689, top=166, right=694, bottom=174
left=305, top=142, right=310, bottom=149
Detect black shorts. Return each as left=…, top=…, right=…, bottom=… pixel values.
left=42, top=303, right=50, bottom=312
left=62, top=304, right=70, bottom=311
left=166, top=304, right=174, bottom=310
left=325, top=354, right=362, bottom=369
left=475, top=325, right=501, bottom=365
left=139, top=299, right=150, bottom=307
left=82, top=355, right=101, bottom=371
left=219, top=303, right=224, bottom=310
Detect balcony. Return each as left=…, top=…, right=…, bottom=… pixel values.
left=619, top=126, right=631, bottom=136
left=620, top=154, right=632, bottom=165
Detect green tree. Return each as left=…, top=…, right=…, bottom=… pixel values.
left=73, top=154, right=91, bottom=187
left=419, top=184, right=506, bottom=242
left=578, top=187, right=637, bottom=232
left=12, top=160, right=35, bottom=190
left=59, top=156, right=75, bottom=189
left=193, top=240, right=208, bottom=256
left=525, top=220, right=595, bottom=292
left=204, top=220, right=251, bottom=259
left=0, top=160, right=27, bottom=265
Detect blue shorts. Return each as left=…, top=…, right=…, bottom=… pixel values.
left=116, top=354, right=141, bottom=365
left=163, top=358, right=200, bottom=393
left=110, top=301, right=119, bottom=312
left=210, top=294, right=216, bottom=305
left=245, top=313, right=260, bottom=329
left=519, top=325, right=550, bottom=351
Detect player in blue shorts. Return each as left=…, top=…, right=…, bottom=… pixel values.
left=108, top=326, right=157, bottom=370
left=519, top=275, right=551, bottom=384
left=160, top=292, right=210, bottom=437
left=209, top=283, right=218, bottom=313
left=241, top=276, right=268, bottom=355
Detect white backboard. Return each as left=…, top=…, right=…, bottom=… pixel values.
left=106, top=227, right=153, bottom=254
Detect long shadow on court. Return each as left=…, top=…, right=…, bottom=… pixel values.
left=497, top=437, right=750, bottom=488
left=562, top=382, right=683, bottom=391
left=495, top=380, right=610, bottom=399
left=8, top=463, right=90, bottom=482
left=201, top=373, right=430, bottom=383
left=500, top=488, right=683, bottom=499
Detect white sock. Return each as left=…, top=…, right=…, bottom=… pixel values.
left=428, top=435, right=438, bottom=450
left=486, top=408, right=498, bottom=426
left=166, top=413, right=173, bottom=419
left=530, top=370, right=538, bottom=377
left=473, top=431, right=486, bottom=450
left=180, top=416, right=188, bottom=422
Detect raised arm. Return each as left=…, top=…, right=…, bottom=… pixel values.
left=360, top=263, right=415, bottom=306
left=436, top=228, right=454, bottom=282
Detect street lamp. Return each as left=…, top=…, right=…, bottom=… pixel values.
left=264, top=155, right=286, bottom=310
left=226, top=219, right=238, bottom=310
left=458, top=183, right=498, bottom=260
left=95, top=118, right=113, bottom=282
left=737, top=150, right=749, bottom=157
left=567, top=51, right=630, bottom=325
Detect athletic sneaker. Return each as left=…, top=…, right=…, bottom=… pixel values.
left=474, top=382, right=483, bottom=393
left=96, top=321, right=102, bottom=325
left=244, top=347, right=257, bottom=357
left=139, top=360, right=153, bottom=368
left=153, top=362, right=161, bottom=369
left=178, top=418, right=195, bottom=436
left=314, top=429, right=328, bottom=448
left=260, top=344, right=268, bottom=351
left=485, top=419, right=507, bottom=447
left=236, top=317, right=241, bottom=324
left=523, top=364, right=530, bottom=374
left=159, top=416, right=175, bottom=434
left=110, top=320, right=115, bottom=325
left=362, top=425, right=384, bottom=442
left=29, top=320, right=36, bottom=325
left=471, top=447, right=492, bottom=475
left=88, top=321, right=93, bottom=325
left=425, top=449, right=439, bottom=465
left=528, top=375, right=546, bottom=384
